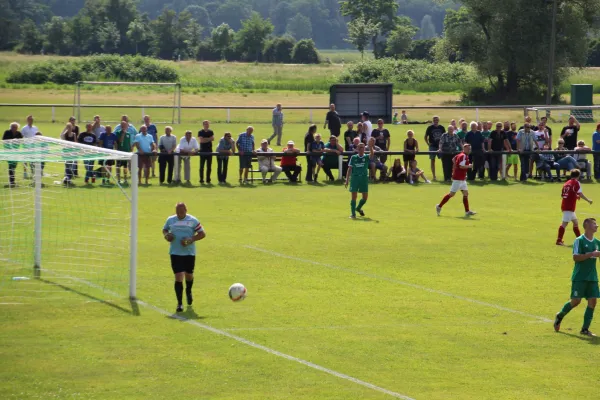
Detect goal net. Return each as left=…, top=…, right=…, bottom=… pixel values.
left=526, top=105, right=598, bottom=124
left=73, top=81, right=181, bottom=125
left=0, top=136, right=138, bottom=304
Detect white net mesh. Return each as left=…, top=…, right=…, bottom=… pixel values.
left=527, top=106, right=597, bottom=124
left=0, top=137, right=134, bottom=303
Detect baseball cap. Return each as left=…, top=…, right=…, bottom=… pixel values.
left=287, top=140, right=294, bottom=145
left=361, top=111, right=370, bottom=117
left=261, top=139, right=268, bottom=144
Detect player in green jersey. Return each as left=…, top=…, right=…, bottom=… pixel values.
left=554, top=218, right=600, bottom=336
left=345, top=142, right=374, bottom=219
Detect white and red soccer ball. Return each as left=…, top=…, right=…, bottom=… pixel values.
left=228, top=283, right=247, bottom=302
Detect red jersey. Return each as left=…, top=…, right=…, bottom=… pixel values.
left=452, top=152, right=470, bottom=181
left=561, top=178, right=582, bottom=212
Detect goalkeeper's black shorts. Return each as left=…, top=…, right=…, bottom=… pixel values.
left=170, top=255, right=195, bottom=274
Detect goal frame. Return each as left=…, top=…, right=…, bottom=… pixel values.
left=3, top=136, right=140, bottom=299
left=526, top=105, right=598, bottom=123
left=74, top=81, right=182, bottom=125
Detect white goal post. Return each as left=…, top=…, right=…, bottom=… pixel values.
left=526, top=105, right=598, bottom=124
left=0, top=136, right=138, bottom=299
left=74, top=81, right=182, bottom=125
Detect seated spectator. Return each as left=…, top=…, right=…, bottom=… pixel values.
left=407, top=159, right=431, bottom=184
left=388, top=158, right=406, bottom=183
left=401, top=110, right=408, bottom=124
left=256, top=139, right=282, bottom=184
left=321, top=136, right=343, bottom=182
left=216, top=132, right=235, bottom=184
left=310, top=133, right=325, bottom=182
left=536, top=144, right=561, bottom=181
left=403, top=130, right=418, bottom=171
left=343, top=121, right=357, bottom=151
left=281, top=140, right=301, bottom=182
left=392, top=112, right=399, bottom=125
left=357, top=122, right=367, bottom=144
left=175, top=130, right=199, bottom=184
left=574, top=140, right=592, bottom=180
left=367, top=137, right=387, bottom=181
left=554, top=139, right=578, bottom=175
left=351, top=137, right=361, bottom=152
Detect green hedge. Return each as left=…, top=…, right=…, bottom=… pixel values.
left=6, top=54, right=179, bottom=84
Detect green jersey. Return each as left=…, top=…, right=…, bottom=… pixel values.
left=456, top=130, right=467, bottom=140
left=118, top=131, right=133, bottom=152
left=349, top=154, right=369, bottom=177
left=572, top=235, right=600, bottom=282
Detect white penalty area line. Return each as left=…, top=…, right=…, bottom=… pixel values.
left=136, top=300, right=414, bottom=400
left=244, top=245, right=552, bottom=324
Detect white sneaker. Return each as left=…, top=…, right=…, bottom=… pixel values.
left=465, top=210, right=477, bottom=217
left=436, top=204, right=441, bottom=216
left=426, top=180, right=431, bottom=184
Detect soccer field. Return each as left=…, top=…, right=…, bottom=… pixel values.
left=2, top=123, right=600, bottom=399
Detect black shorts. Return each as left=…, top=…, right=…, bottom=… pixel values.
left=170, top=254, right=195, bottom=274
left=102, top=159, right=115, bottom=166
left=117, top=160, right=129, bottom=168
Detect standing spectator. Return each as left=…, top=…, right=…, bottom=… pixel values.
left=343, top=121, right=357, bottom=151
left=143, top=115, right=158, bottom=177
left=21, top=115, right=38, bottom=179
left=68, top=116, right=81, bottom=177
left=281, top=140, right=302, bottom=182
left=389, top=159, right=406, bottom=183
left=532, top=123, right=551, bottom=175
left=216, top=132, right=234, bottom=184
left=536, top=144, right=561, bottom=181
left=438, top=125, right=462, bottom=182
left=114, top=118, right=138, bottom=139
left=372, top=119, right=391, bottom=164
left=133, top=125, right=156, bottom=185
left=3, top=122, right=23, bottom=188
left=92, top=115, right=105, bottom=137
left=268, top=103, right=284, bottom=146
left=403, top=130, right=418, bottom=171
left=120, top=115, right=136, bottom=131
left=61, top=122, right=77, bottom=185
left=465, top=121, right=485, bottom=180
left=481, top=121, right=492, bottom=178
left=198, top=120, right=214, bottom=184
left=361, top=112, right=373, bottom=142
left=561, top=115, right=580, bottom=150
left=540, top=116, right=553, bottom=146
left=519, top=115, right=537, bottom=131
left=357, top=122, right=367, bottom=144
left=456, top=121, right=468, bottom=142
left=324, top=104, right=342, bottom=138
left=256, top=139, right=282, bottom=183
left=303, top=124, right=317, bottom=182
left=554, top=139, right=579, bottom=175
left=516, top=123, right=539, bottom=181
left=236, top=126, right=255, bottom=184
left=424, top=116, right=445, bottom=181
left=574, top=140, right=592, bottom=180
left=98, top=125, right=118, bottom=185
left=310, top=133, right=325, bottom=181
left=78, top=123, right=98, bottom=184
left=322, top=136, right=343, bottom=182
left=175, top=130, right=199, bottom=185
left=505, top=122, right=519, bottom=179
left=116, top=121, right=134, bottom=184
left=488, top=122, right=507, bottom=181
left=594, top=124, right=600, bottom=179
left=158, top=126, right=177, bottom=185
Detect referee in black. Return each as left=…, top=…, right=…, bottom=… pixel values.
left=162, top=203, right=206, bottom=312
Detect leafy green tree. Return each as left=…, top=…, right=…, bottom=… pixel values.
left=234, top=12, right=273, bottom=61
left=98, top=21, right=121, bottom=53
left=212, top=0, right=252, bottom=31
left=150, top=9, right=178, bottom=59
left=291, top=38, right=319, bottom=64
left=263, top=35, right=295, bottom=63
left=183, top=5, right=212, bottom=36
left=184, top=20, right=203, bottom=59
left=66, top=14, right=93, bottom=55
left=127, top=19, right=148, bottom=54
left=286, top=13, right=312, bottom=40
left=385, top=17, right=418, bottom=58
left=345, top=16, right=380, bottom=59
left=211, top=23, right=234, bottom=60
left=18, top=19, right=44, bottom=54
left=270, top=2, right=294, bottom=36
left=407, top=38, right=437, bottom=61
left=45, top=16, right=69, bottom=54
left=419, top=15, right=436, bottom=39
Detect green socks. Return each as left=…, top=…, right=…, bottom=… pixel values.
left=357, top=198, right=367, bottom=211
left=350, top=200, right=356, bottom=216
left=559, top=301, right=573, bottom=318
left=583, top=307, right=595, bottom=330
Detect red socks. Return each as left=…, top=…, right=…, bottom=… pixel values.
left=558, top=226, right=565, bottom=241
left=439, top=194, right=451, bottom=207
left=574, top=226, right=581, bottom=237
left=463, top=196, right=469, bottom=212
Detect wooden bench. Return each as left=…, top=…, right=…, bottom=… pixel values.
left=249, top=155, right=302, bottom=183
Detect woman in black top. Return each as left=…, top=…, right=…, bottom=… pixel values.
left=304, top=124, right=317, bottom=182
left=61, top=123, right=77, bottom=184
left=324, top=104, right=342, bottom=138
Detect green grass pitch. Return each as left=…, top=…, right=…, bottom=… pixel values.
left=2, top=122, right=600, bottom=399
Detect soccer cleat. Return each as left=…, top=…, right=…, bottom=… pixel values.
left=176, top=304, right=184, bottom=313
left=580, top=328, right=596, bottom=337
left=436, top=204, right=441, bottom=216
left=553, top=313, right=563, bottom=332
left=556, top=240, right=565, bottom=246
left=357, top=209, right=365, bottom=217
left=91, top=177, right=96, bottom=184
left=425, top=180, right=431, bottom=184
left=186, top=292, right=193, bottom=306
left=349, top=215, right=356, bottom=219
left=465, top=210, right=477, bottom=217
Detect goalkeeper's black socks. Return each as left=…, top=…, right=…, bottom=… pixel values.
left=186, top=280, right=194, bottom=305
left=174, top=281, right=183, bottom=306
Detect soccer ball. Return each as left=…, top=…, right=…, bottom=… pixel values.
left=228, top=283, right=247, bottom=302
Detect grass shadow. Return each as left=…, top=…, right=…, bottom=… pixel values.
left=558, top=331, right=600, bottom=345
left=166, top=306, right=205, bottom=320
left=38, top=278, right=140, bottom=316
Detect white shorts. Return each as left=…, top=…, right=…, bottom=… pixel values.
left=450, top=180, right=468, bottom=193
left=562, top=211, right=577, bottom=223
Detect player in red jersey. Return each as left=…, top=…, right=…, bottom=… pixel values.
left=436, top=143, right=476, bottom=217
left=557, top=169, right=593, bottom=245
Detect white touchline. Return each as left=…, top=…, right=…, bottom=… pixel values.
left=41, top=272, right=415, bottom=400
left=244, top=245, right=552, bottom=323
left=136, top=300, right=415, bottom=400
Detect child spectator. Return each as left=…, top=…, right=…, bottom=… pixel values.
left=310, top=133, right=325, bottom=181
left=407, top=159, right=431, bottom=184
left=536, top=144, right=561, bottom=181
left=392, top=112, right=399, bottom=125
left=389, top=159, right=406, bottom=183
left=403, top=130, right=418, bottom=171
left=401, top=110, right=408, bottom=124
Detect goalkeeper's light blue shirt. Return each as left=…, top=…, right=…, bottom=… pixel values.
left=163, top=214, right=203, bottom=256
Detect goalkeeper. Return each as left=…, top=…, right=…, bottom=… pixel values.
left=162, top=202, right=206, bottom=313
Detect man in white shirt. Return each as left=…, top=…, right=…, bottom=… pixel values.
left=256, top=139, right=282, bottom=184
left=361, top=111, right=373, bottom=141
left=20, top=115, right=38, bottom=179
left=175, top=130, right=199, bottom=184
